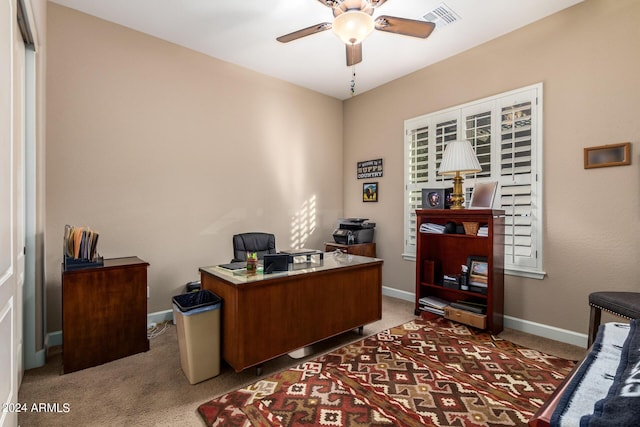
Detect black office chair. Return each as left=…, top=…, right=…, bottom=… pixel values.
left=232, top=232, right=276, bottom=262
left=588, top=291, right=640, bottom=346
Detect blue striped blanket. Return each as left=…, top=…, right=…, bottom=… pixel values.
left=551, top=319, right=640, bottom=426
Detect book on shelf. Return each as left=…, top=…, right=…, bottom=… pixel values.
left=450, top=301, right=486, bottom=314
left=469, top=280, right=487, bottom=288
left=419, top=223, right=444, bottom=234
left=419, top=305, right=445, bottom=316
left=477, top=225, right=488, bottom=237
left=419, top=296, right=449, bottom=309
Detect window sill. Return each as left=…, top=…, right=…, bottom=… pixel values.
left=402, top=253, right=416, bottom=262
left=504, top=267, right=546, bottom=280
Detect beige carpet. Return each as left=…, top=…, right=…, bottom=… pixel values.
left=18, top=296, right=586, bottom=426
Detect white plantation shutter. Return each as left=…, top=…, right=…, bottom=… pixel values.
left=464, top=109, right=492, bottom=179
left=404, top=84, right=544, bottom=278
left=405, top=124, right=428, bottom=252
left=497, top=94, right=539, bottom=271
left=404, top=112, right=458, bottom=253
left=434, top=117, right=457, bottom=184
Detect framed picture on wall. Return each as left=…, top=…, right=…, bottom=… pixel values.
left=584, top=142, right=631, bottom=169
left=363, top=182, right=378, bottom=202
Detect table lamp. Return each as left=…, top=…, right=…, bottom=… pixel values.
left=438, top=140, right=482, bottom=209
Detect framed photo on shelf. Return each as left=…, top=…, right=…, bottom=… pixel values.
left=467, top=255, right=488, bottom=288
left=363, top=182, right=378, bottom=202
left=469, top=181, right=497, bottom=209
left=421, top=188, right=452, bottom=209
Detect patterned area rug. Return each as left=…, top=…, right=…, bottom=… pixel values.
left=198, top=317, right=574, bottom=426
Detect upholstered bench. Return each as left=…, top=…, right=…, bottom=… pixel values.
left=530, top=320, right=640, bottom=426
left=588, top=291, right=640, bottom=346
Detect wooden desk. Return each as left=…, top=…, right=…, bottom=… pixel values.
left=62, top=257, right=149, bottom=373
left=200, top=253, right=383, bottom=372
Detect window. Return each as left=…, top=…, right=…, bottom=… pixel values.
left=404, top=83, right=544, bottom=279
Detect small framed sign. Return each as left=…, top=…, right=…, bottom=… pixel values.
left=357, top=158, right=383, bottom=179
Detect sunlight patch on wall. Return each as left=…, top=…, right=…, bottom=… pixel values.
left=290, top=195, right=317, bottom=249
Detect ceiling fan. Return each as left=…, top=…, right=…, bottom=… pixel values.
left=276, top=0, right=436, bottom=66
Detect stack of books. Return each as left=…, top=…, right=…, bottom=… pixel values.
left=419, top=223, right=444, bottom=234
left=418, top=296, right=450, bottom=315
left=469, top=276, right=488, bottom=294
left=477, top=225, right=489, bottom=237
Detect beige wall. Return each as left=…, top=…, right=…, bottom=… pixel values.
left=46, top=0, right=640, bottom=338
left=343, top=0, right=640, bottom=334
left=45, top=4, right=343, bottom=331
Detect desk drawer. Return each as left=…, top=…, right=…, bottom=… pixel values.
left=444, top=306, right=486, bottom=329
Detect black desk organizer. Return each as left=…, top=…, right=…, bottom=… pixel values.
left=63, top=255, right=104, bottom=271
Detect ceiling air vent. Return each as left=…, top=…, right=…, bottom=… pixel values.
left=422, top=2, right=460, bottom=29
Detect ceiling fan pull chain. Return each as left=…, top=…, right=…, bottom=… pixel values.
left=350, top=64, right=356, bottom=96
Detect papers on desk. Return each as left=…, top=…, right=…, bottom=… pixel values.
left=219, top=262, right=246, bottom=270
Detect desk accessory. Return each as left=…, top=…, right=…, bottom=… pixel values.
left=421, top=188, right=452, bottom=209
left=263, top=254, right=290, bottom=274
left=63, top=224, right=103, bottom=270
left=246, top=252, right=258, bottom=273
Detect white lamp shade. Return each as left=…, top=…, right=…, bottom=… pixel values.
left=438, top=140, right=482, bottom=175
left=332, top=11, right=375, bottom=45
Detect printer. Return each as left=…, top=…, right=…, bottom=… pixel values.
left=332, top=218, right=375, bottom=245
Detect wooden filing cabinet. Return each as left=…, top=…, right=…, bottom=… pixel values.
left=324, top=242, right=376, bottom=258
left=62, top=256, right=150, bottom=373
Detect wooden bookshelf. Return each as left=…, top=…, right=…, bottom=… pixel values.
left=415, top=209, right=504, bottom=334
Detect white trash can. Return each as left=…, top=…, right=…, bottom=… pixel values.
left=172, top=290, right=221, bottom=384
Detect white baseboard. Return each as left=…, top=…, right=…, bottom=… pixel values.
left=46, top=294, right=588, bottom=350
left=148, top=309, right=174, bottom=325
left=46, top=309, right=177, bottom=348
left=382, top=286, right=414, bottom=302
left=503, top=315, right=587, bottom=348
left=46, top=330, right=62, bottom=348
left=382, top=286, right=587, bottom=348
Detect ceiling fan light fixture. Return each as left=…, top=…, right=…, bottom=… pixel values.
left=332, top=10, right=374, bottom=44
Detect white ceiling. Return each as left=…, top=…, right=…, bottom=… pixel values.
left=50, top=0, right=582, bottom=100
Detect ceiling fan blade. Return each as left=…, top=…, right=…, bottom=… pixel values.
left=374, top=15, right=435, bottom=38
left=346, top=43, right=362, bottom=66
left=370, top=0, right=389, bottom=7
left=316, top=0, right=338, bottom=7
left=276, top=23, right=332, bottom=43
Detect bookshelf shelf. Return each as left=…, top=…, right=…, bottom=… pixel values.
left=415, top=209, right=504, bottom=334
